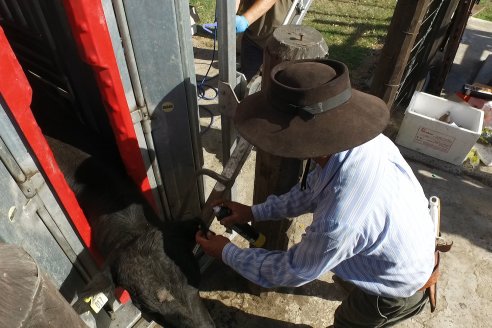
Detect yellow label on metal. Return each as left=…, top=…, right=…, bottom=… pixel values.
left=89, top=292, right=108, bottom=313
left=161, top=102, right=174, bottom=112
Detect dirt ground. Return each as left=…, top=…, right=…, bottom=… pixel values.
left=198, top=157, right=492, bottom=328
left=192, top=34, right=492, bottom=328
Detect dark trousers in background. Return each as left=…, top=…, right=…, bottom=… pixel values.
left=239, top=33, right=264, bottom=82
left=334, top=286, right=428, bottom=327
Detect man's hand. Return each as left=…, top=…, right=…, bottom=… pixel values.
left=235, top=15, right=249, bottom=33
left=211, top=199, right=254, bottom=227
left=195, top=231, right=231, bottom=259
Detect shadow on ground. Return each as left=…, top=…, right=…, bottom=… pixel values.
left=411, top=160, right=492, bottom=253
left=200, top=259, right=347, bottom=328
left=204, top=298, right=312, bottom=328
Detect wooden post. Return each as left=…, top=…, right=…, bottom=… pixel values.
left=253, top=25, right=328, bottom=251
left=426, top=0, right=476, bottom=95
left=415, top=0, right=461, bottom=95
left=370, top=0, right=431, bottom=109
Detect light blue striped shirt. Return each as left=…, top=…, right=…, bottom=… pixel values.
left=222, top=134, right=436, bottom=298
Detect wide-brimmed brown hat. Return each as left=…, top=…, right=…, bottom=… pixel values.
left=234, top=59, right=389, bottom=158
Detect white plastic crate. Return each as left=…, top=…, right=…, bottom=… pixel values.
left=396, top=92, right=484, bottom=165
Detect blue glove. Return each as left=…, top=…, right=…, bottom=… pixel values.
left=235, top=15, right=249, bottom=33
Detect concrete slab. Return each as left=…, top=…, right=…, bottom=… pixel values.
left=442, top=17, right=492, bottom=97
left=474, top=53, right=492, bottom=86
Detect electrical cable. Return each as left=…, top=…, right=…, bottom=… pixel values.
left=197, top=25, right=218, bottom=101
left=198, top=17, right=219, bottom=135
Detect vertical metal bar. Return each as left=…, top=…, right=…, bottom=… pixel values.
left=111, top=0, right=146, bottom=108
left=0, top=0, right=14, bottom=21
left=174, top=0, right=205, bottom=207
left=5, top=0, right=27, bottom=26
left=114, top=0, right=204, bottom=219
left=0, top=137, right=27, bottom=183
left=36, top=204, right=92, bottom=281
left=217, top=0, right=237, bottom=166
left=31, top=1, right=80, bottom=113
left=16, top=0, right=41, bottom=32
left=0, top=137, right=94, bottom=281
left=111, top=0, right=171, bottom=220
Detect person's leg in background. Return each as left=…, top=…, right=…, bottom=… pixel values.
left=239, top=33, right=264, bottom=81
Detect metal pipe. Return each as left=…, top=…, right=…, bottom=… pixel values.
left=283, top=0, right=300, bottom=25
left=6, top=0, right=27, bottom=26
left=0, top=137, right=26, bottom=183
left=217, top=0, right=237, bottom=166
left=0, top=0, right=14, bottom=21
left=112, top=0, right=172, bottom=220
left=0, top=139, right=94, bottom=281
left=429, top=196, right=441, bottom=238
left=111, top=0, right=146, bottom=107
left=36, top=203, right=93, bottom=281
left=174, top=0, right=206, bottom=208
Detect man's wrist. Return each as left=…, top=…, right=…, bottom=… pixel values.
left=251, top=204, right=267, bottom=222
left=222, top=242, right=240, bottom=265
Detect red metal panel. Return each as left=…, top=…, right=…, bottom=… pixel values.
left=0, top=27, right=100, bottom=262
left=61, top=0, right=157, bottom=211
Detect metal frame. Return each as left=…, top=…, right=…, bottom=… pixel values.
left=0, top=97, right=90, bottom=296
left=0, top=0, right=209, bottom=325
left=115, top=0, right=205, bottom=220
left=103, top=0, right=168, bottom=220
left=217, top=0, right=238, bottom=167
left=283, top=0, right=315, bottom=25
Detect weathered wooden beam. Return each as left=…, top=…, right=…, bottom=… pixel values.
left=416, top=0, right=461, bottom=95
left=427, top=0, right=476, bottom=95
left=370, top=0, right=431, bottom=109
left=253, top=25, right=328, bottom=251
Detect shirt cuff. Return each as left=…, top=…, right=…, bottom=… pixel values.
left=251, top=203, right=269, bottom=222
left=222, top=242, right=241, bottom=266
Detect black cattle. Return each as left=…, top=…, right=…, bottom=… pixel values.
left=46, top=136, right=214, bottom=328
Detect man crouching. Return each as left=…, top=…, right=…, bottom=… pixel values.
left=197, top=58, right=436, bottom=327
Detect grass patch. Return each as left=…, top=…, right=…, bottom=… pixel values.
left=475, top=0, right=492, bottom=21
left=189, top=0, right=216, bottom=25
left=190, top=0, right=396, bottom=84
left=303, top=0, right=395, bottom=71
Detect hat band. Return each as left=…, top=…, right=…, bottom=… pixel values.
left=273, top=87, right=352, bottom=115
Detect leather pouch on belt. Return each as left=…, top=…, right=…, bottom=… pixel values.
left=420, top=239, right=453, bottom=312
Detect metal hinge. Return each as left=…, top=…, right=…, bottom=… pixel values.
left=130, top=108, right=144, bottom=124
left=18, top=172, right=45, bottom=198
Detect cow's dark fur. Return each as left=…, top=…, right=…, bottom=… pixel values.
left=46, top=136, right=214, bottom=328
